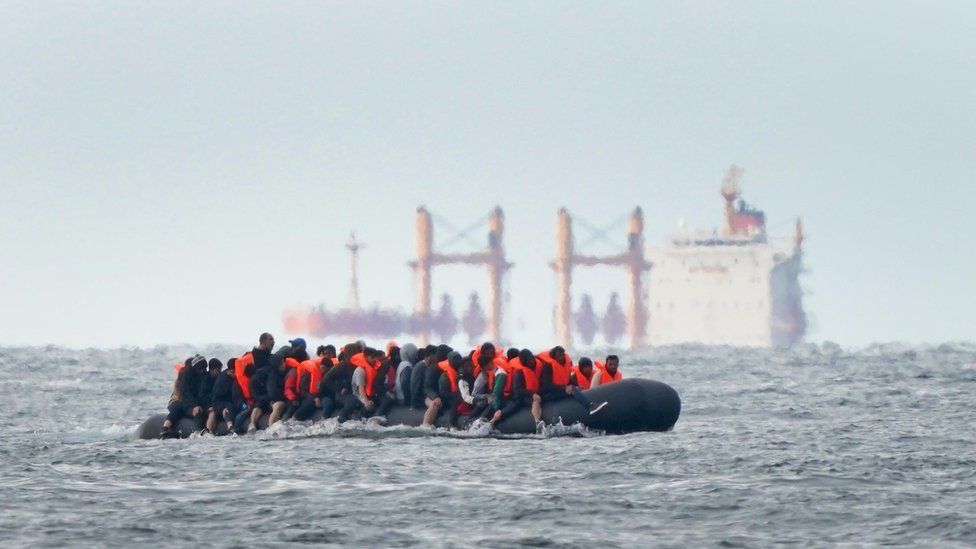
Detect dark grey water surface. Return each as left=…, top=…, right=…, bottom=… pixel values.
left=1, top=343, right=974, bottom=547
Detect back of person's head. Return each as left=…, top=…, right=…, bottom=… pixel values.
left=227, top=357, right=237, bottom=371
left=416, top=346, right=429, bottom=362
left=578, top=357, right=593, bottom=369
left=447, top=351, right=462, bottom=370
left=506, top=347, right=520, bottom=360
left=480, top=342, right=495, bottom=355
left=435, top=344, right=452, bottom=362
left=518, top=348, right=535, bottom=366
left=208, top=358, right=223, bottom=372
left=387, top=346, right=401, bottom=363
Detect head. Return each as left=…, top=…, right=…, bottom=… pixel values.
left=479, top=342, right=496, bottom=360
left=401, top=343, right=419, bottom=364
left=518, top=348, right=535, bottom=367
left=434, top=344, right=452, bottom=363
left=191, top=354, right=207, bottom=374
left=227, top=357, right=237, bottom=374
left=447, top=351, right=462, bottom=371
left=258, top=332, right=275, bottom=351
left=578, top=357, right=594, bottom=377
left=506, top=347, right=520, bottom=361
left=550, top=345, right=566, bottom=363
left=274, top=355, right=287, bottom=372
left=288, top=338, right=307, bottom=351
left=477, top=351, right=493, bottom=371
left=342, top=343, right=361, bottom=359
left=460, top=358, right=475, bottom=379
left=605, top=355, right=619, bottom=374
left=208, top=358, right=223, bottom=378
left=321, top=345, right=337, bottom=359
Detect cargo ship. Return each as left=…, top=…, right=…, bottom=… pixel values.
left=645, top=166, right=806, bottom=348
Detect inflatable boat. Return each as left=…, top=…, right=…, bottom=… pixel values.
left=135, top=378, right=680, bottom=439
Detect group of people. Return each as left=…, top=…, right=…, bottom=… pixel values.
left=159, top=332, right=624, bottom=438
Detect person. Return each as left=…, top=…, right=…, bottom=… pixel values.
left=536, top=346, right=606, bottom=416
left=453, top=356, right=489, bottom=422
left=408, top=345, right=435, bottom=410
left=159, top=355, right=207, bottom=438
left=570, top=357, right=595, bottom=390
left=395, top=343, right=418, bottom=404
left=421, top=345, right=452, bottom=427
left=591, top=355, right=623, bottom=388
left=246, top=353, right=274, bottom=433
left=196, top=358, right=220, bottom=431
left=321, top=343, right=359, bottom=422
left=291, top=345, right=332, bottom=422
left=266, top=348, right=295, bottom=426
left=435, top=352, right=465, bottom=427
left=340, top=348, right=395, bottom=423
left=471, top=342, right=503, bottom=397
left=507, top=349, right=543, bottom=428
left=252, top=332, right=275, bottom=370
left=207, top=357, right=239, bottom=434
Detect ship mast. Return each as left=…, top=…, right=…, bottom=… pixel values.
left=346, top=232, right=363, bottom=311
left=721, top=164, right=743, bottom=236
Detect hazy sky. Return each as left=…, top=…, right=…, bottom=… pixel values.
left=2, top=2, right=973, bottom=349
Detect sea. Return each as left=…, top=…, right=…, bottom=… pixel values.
left=1, top=342, right=974, bottom=547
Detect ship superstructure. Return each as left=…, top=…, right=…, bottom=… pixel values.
left=646, top=166, right=806, bottom=347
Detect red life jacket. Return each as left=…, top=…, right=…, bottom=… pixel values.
left=594, top=361, right=622, bottom=385
left=235, top=353, right=255, bottom=406
left=508, top=357, right=540, bottom=395
left=350, top=353, right=378, bottom=398
left=284, top=357, right=301, bottom=401
left=172, top=362, right=185, bottom=373
left=437, top=359, right=459, bottom=393
left=537, top=351, right=572, bottom=386
left=571, top=365, right=593, bottom=389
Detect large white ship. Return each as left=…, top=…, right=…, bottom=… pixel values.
left=646, top=166, right=806, bottom=348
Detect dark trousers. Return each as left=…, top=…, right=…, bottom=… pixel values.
left=167, top=401, right=205, bottom=431
left=337, top=394, right=362, bottom=422
left=292, top=395, right=318, bottom=421
left=541, top=387, right=592, bottom=408
left=320, top=395, right=337, bottom=418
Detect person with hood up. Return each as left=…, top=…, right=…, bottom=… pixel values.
left=395, top=342, right=418, bottom=404
left=159, top=354, right=208, bottom=438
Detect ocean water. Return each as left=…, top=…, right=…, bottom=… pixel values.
left=1, top=342, right=974, bottom=547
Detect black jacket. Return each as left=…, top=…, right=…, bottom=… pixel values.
left=408, top=361, right=428, bottom=408
left=197, top=373, right=217, bottom=408
left=211, top=370, right=236, bottom=405
left=423, top=361, right=442, bottom=400
left=250, top=367, right=271, bottom=402
left=537, top=362, right=566, bottom=398
left=320, top=362, right=355, bottom=399
left=251, top=346, right=272, bottom=371
left=172, top=368, right=202, bottom=408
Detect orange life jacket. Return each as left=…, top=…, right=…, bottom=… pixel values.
left=507, top=357, right=540, bottom=395
left=537, top=350, right=572, bottom=386
left=350, top=352, right=378, bottom=398
left=486, top=356, right=509, bottom=392
left=299, top=357, right=323, bottom=396
left=594, top=361, right=622, bottom=385
left=437, top=359, right=459, bottom=393
left=173, top=362, right=185, bottom=373
left=284, top=357, right=301, bottom=401
left=571, top=365, right=593, bottom=389
left=235, top=353, right=255, bottom=405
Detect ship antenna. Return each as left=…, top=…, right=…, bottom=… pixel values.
left=346, top=232, right=364, bottom=311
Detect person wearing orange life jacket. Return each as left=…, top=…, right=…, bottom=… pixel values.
left=340, top=348, right=396, bottom=423
left=536, top=346, right=607, bottom=417
left=591, top=354, right=623, bottom=388
left=484, top=348, right=520, bottom=426
left=314, top=345, right=341, bottom=417
left=471, top=342, right=503, bottom=397
left=503, top=349, right=544, bottom=430
left=452, top=356, right=489, bottom=423
left=288, top=344, right=333, bottom=422
left=570, top=357, right=595, bottom=390
left=159, top=355, right=208, bottom=438
left=435, top=352, right=476, bottom=427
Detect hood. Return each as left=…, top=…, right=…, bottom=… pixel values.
left=400, top=343, right=418, bottom=365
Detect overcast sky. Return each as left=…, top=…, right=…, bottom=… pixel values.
left=2, top=2, right=973, bottom=349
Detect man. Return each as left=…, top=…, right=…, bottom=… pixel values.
left=470, top=342, right=500, bottom=397
left=252, top=332, right=275, bottom=370
left=395, top=343, right=419, bottom=405
left=207, top=357, right=239, bottom=434
left=435, top=351, right=466, bottom=427
left=320, top=343, right=359, bottom=421
left=266, top=347, right=295, bottom=426
left=452, top=356, right=488, bottom=424
left=489, top=348, right=543, bottom=429
left=159, top=355, right=207, bottom=438
left=408, top=345, right=435, bottom=410
left=346, top=348, right=396, bottom=422
left=246, top=353, right=274, bottom=433
left=570, top=357, right=595, bottom=390
left=536, top=346, right=606, bottom=416
left=421, top=345, right=452, bottom=427
left=591, top=355, right=623, bottom=388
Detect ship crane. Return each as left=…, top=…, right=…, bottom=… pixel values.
left=410, top=207, right=512, bottom=346
left=345, top=232, right=364, bottom=312
left=550, top=207, right=651, bottom=350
